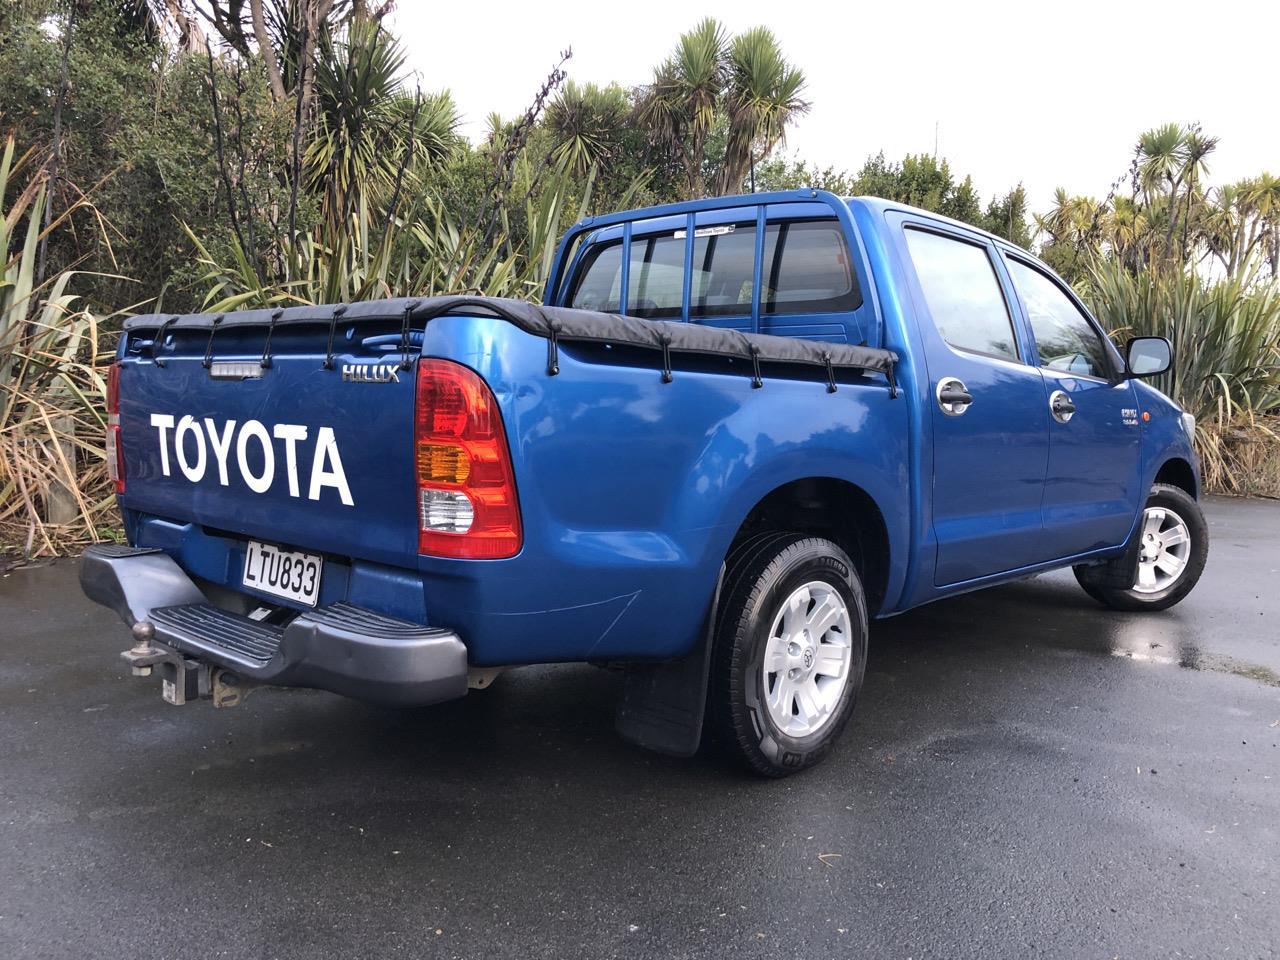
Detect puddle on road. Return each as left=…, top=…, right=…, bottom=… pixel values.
left=1097, top=618, right=1280, bottom=687
left=1109, top=646, right=1280, bottom=686
left=866, top=577, right=1278, bottom=689
left=1199, top=657, right=1280, bottom=687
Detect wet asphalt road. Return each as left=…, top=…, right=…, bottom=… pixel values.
left=1, top=497, right=1277, bottom=960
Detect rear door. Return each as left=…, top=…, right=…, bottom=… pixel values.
left=894, top=218, right=1050, bottom=585
left=1002, top=254, right=1143, bottom=554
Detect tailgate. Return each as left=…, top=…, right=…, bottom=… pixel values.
left=117, top=320, right=418, bottom=568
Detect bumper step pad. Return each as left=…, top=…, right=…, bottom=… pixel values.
left=83, top=544, right=163, bottom=559
left=149, top=603, right=282, bottom=665
left=304, top=602, right=453, bottom=639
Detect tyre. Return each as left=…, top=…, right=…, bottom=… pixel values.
left=1073, top=483, right=1208, bottom=612
left=707, top=533, right=868, bottom=777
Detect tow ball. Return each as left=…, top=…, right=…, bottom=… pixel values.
left=121, top=621, right=256, bottom=708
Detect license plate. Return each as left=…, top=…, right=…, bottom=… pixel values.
left=242, top=540, right=323, bottom=607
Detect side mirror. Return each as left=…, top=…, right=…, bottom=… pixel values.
left=1125, top=336, right=1172, bottom=378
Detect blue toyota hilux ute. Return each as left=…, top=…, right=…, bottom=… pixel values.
left=82, top=190, right=1207, bottom=776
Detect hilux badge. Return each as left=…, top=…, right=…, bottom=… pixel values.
left=341, top=363, right=400, bottom=383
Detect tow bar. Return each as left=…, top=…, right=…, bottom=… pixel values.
left=121, top=620, right=256, bottom=707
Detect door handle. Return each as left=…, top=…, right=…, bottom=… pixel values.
left=1049, top=389, right=1076, bottom=423
left=936, top=377, right=972, bottom=416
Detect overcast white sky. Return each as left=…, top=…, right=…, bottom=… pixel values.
left=389, top=0, right=1278, bottom=214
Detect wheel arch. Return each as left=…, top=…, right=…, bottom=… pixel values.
left=725, top=477, right=892, bottom=616
left=1154, top=457, right=1197, bottom=499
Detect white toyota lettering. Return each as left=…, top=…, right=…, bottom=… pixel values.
left=308, top=426, right=354, bottom=506
left=204, top=417, right=236, bottom=486
left=273, top=423, right=308, bottom=498
left=174, top=415, right=206, bottom=482
left=149, top=414, right=353, bottom=505
left=150, top=413, right=174, bottom=476
left=236, top=419, right=275, bottom=494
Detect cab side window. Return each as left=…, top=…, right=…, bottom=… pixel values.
left=904, top=228, right=1018, bottom=360
left=1006, top=259, right=1111, bottom=378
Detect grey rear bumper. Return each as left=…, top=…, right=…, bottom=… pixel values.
left=79, top=545, right=468, bottom=707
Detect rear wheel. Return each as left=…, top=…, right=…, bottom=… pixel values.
left=1074, top=483, right=1208, bottom=612
left=707, top=534, right=868, bottom=777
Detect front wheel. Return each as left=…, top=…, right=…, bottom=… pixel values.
left=1074, top=483, right=1208, bottom=612
left=707, top=534, right=868, bottom=777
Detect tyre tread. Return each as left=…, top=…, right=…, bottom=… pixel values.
left=708, top=533, right=867, bottom=777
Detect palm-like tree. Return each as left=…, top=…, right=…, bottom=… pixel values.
left=636, top=17, right=728, bottom=198
left=1037, top=189, right=1101, bottom=248
left=1046, top=129, right=1275, bottom=282
left=305, top=14, right=459, bottom=229
left=1037, top=188, right=1077, bottom=246
left=1132, top=123, right=1219, bottom=269
left=1245, top=173, right=1280, bottom=277
left=1205, top=175, right=1280, bottom=277
left=1106, top=195, right=1148, bottom=270
left=1136, top=123, right=1188, bottom=202
left=715, top=27, right=809, bottom=195
left=545, top=82, right=630, bottom=175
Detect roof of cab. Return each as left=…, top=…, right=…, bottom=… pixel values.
left=546, top=188, right=1047, bottom=303
left=569, top=189, right=1030, bottom=257
left=850, top=196, right=1020, bottom=249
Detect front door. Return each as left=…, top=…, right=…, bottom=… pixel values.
left=1002, top=255, right=1144, bottom=555
left=898, top=223, right=1050, bottom=586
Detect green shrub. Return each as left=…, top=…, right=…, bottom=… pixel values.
left=1084, top=259, right=1280, bottom=492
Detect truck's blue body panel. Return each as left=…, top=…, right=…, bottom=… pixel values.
left=113, top=191, right=1199, bottom=670
left=407, top=314, right=910, bottom=665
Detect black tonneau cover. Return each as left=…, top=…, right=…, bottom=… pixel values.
left=125, top=295, right=898, bottom=384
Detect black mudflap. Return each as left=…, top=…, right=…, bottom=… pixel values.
left=614, top=568, right=722, bottom=757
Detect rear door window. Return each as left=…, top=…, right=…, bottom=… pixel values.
left=904, top=228, right=1019, bottom=360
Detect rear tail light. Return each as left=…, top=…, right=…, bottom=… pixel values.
left=105, top=362, right=125, bottom=494
left=414, top=359, right=522, bottom=559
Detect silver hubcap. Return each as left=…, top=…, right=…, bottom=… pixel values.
left=761, top=581, right=853, bottom=738
left=1133, top=506, right=1192, bottom=594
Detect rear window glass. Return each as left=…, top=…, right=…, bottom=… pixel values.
left=566, top=217, right=862, bottom=319
left=762, top=221, right=860, bottom=315
left=627, top=233, right=686, bottom=319
left=690, top=223, right=756, bottom=317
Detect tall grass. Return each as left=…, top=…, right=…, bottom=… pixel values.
left=184, top=162, right=597, bottom=311
left=1084, top=259, right=1280, bottom=493
left=1, top=136, right=120, bottom=556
